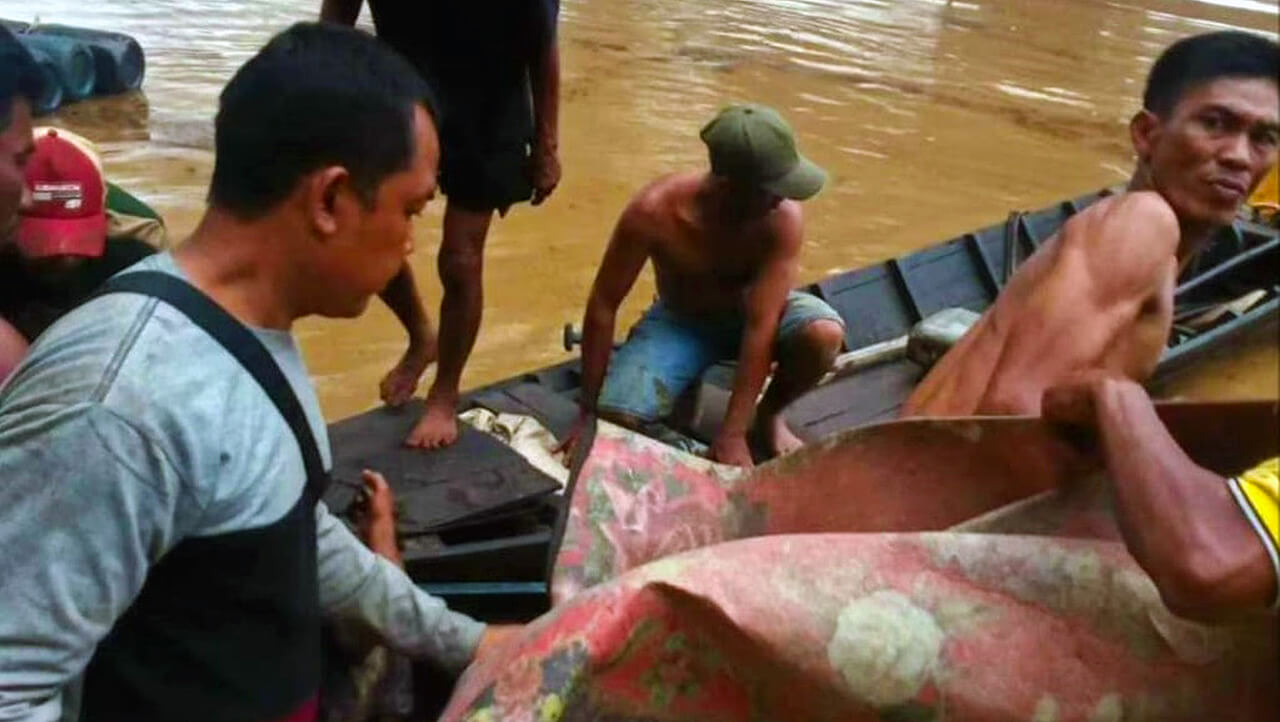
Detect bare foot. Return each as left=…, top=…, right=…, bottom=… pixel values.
left=760, top=413, right=805, bottom=457
left=379, top=339, right=437, bottom=407
left=404, top=393, right=460, bottom=449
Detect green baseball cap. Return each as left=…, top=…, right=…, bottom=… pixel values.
left=700, top=103, right=827, bottom=200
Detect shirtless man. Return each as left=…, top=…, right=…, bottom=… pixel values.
left=571, top=105, right=845, bottom=468
left=903, top=31, right=1278, bottom=417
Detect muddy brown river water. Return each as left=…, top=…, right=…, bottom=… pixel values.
left=2, top=0, right=1276, bottom=420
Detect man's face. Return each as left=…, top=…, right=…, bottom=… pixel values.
left=729, top=181, right=784, bottom=219
left=1137, top=77, right=1279, bottom=228
left=312, top=105, right=439, bottom=318
left=0, top=98, right=35, bottom=241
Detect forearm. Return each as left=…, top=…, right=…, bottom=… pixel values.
left=1091, top=379, right=1265, bottom=616
left=379, top=265, right=433, bottom=347
left=319, top=0, right=361, bottom=24
left=577, top=304, right=616, bottom=412
left=721, top=328, right=774, bottom=436
left=529, top=23, right=559, bottom=149
left=315, top=504, right=485, bottom=671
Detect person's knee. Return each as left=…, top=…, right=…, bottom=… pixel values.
left=437, top=244, right=483, bottom=289
left=796, top=319, right=844, bottom=366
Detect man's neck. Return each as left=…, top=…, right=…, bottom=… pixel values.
left=695, top=173, right=761, bottom=227
left=1126, top=169, right=1220, bottom=264
left=172, top=208, right=304, bottom=330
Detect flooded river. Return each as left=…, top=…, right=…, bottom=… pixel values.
left=2, top=0, right=1276, bottom=420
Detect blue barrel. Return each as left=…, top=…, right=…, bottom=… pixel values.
left=31, top=24, right=145, bottom=94
left=16, top=34, right=96, bottom=102
left=13, top=41, right=65, bottom=115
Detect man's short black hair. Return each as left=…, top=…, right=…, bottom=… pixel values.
left=1143, top=31, right=1279, bottom=117
left=209, top=22, right=439, bottom=218
left=0, top=26, right=45, bottom=130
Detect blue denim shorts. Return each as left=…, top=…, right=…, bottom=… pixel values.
left=597, top=291, right=843, bottom=422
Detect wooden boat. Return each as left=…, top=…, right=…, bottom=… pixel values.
left=323, top=187, right=1279, bottom=622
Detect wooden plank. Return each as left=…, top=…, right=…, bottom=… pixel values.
left=887, top=258, right=924, bottom=323
left=786, top=359, right=923, bottom=441
left=964, top=232, right=1002, bottom=296
left=818, top=265, right=918, bottom=349
left=325, top=400, right=560, bottom=535
left=417, top=582, right=549, bottom=623
left=501, top=382, right=581, bottom=440
left=405, top=530, right=552, bottom=583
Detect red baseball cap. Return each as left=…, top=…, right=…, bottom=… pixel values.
left=16, top=127, right=108, bottom=258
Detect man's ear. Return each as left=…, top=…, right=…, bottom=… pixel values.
left=306, top=166, right=352, bottom=238
left=1130, top=109, right=1160, bottom=164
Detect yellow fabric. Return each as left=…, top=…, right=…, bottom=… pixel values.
left=1237, top=457, right=1279, bottom=545
left=1248, top=164, right=1277, bottom=211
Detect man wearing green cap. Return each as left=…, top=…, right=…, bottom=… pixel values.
left=570, top=104, right=845, bottom=467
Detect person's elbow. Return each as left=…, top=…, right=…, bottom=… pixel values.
left=1150, top=545, right=1274, bottom=622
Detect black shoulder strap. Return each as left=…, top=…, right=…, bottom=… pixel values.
left=96, top=271, right=327, bottom=498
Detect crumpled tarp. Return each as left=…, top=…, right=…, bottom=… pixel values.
left=442, top=415, right=1277, bottom=720
left=443, top=532, right=1277, bottom=721
left=551, top=418, right=1084, bottom=602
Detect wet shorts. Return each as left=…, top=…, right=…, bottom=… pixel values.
left=597, top=291, right=844, bottom=422
left=438, top=84, right=535, bottom=215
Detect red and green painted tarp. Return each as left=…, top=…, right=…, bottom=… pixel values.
left=444, top=406, right=1278, bottom=721
left=445, top=533, right=1277, bottom=721
left=550, top=418, right=1087, bottom=602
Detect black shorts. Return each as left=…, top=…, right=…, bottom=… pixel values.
left=437, top=82, right=535, bottom=215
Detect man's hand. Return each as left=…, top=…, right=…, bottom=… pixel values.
left=529, top=141, right=561, bottom=206
left=553, top=409, right=590, bottom=462
left=379, top=337, right=437, bottom=407
left=1042, top=372, right=1135, bottom=429
left=357, top=470, right=401, bottom=565
left=711, top=432, right=754, bottom=469
left=473, top=623, right=523, bottom=665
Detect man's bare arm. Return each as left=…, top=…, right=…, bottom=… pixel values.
left=1044, top=377, right=1276, bottom=621
left=979, top=192, right=1180, bottom=412
left=578, top=206, right=651, bottom=414
left=319, top=0, right=362, bottom=24
left=716, top=212, right=801, bottom=465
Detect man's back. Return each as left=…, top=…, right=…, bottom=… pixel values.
left=0, top=253, right=330, bottom=718
left=903, top=191, right=1179, bottom=417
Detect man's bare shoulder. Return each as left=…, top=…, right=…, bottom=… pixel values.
left=617, top=173, right=701, bottom=237
left=1062, top=190, right=1180, bottom=252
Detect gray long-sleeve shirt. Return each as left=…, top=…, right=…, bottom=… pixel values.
left=0, top=254, right=484, bottom=721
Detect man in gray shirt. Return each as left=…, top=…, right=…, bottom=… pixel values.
left=0, top=23, right=512, bottom=721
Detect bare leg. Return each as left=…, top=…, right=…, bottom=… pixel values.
left=405, top=202, right=495, bottom=449
left=754, top=319, right=843, bottom=456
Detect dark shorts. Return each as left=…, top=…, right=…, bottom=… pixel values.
left=438, top=84, right=535, bottom=215
left=598, top=292, right=844, bottom=422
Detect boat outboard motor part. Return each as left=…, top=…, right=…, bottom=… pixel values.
left=16, top=34, right=96, bottom=102
left=30, top=24, right=145, bottom=94
left=907, top=307, right=982, bottom=369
